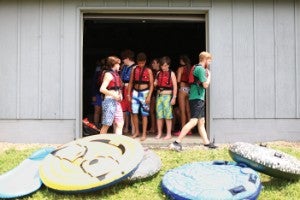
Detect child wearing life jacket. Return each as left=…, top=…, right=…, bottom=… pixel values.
left=174, top=55, right=192, bottom=136
left=127, top=52, right=154, bottom=141
left=148, top=58, right=160, bottom=134
left=120, top=49, right=136, bottom=135
left=169, top=51, right=217, bottom=151
left=154, top=56, right=177, bottom=140
left=99, top=56, right=124, bottom=135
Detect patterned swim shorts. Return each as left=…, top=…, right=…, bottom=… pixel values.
left=102, top=98, right=124, bottom=126
left=131, top=89, right=150, bottom=116
left=156, top=94, right=173, bottom=119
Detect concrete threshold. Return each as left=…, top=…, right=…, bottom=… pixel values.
left=131, top=135, right=204, bottom=149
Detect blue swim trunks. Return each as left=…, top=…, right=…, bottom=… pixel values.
left=131, top=89, right=150, bottom=116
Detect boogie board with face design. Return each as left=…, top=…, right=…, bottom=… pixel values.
left=39, top=134, right=144, bottom=193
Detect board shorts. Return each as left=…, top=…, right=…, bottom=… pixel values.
left=156, top=94, right=173, bottom=119
left=131, top=89, right=150, bottom=116
left=91, top=94, right=102, bottom=106
left=190, top=99, right=205, bottom=119
left=102, top=98, right=124, bottom=126
left=120, top=86, right=132, bottom=112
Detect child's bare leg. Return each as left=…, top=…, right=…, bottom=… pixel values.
left=132, top=114, right=140, bottom=138
left=156, top=119, right=163, bottom=139
left=100, top=125, right=110, bottom=134
left=140, top=116, right=148, bottom=141
left=164, top=119, right=172, bottom=140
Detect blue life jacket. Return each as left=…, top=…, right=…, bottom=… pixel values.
left=121, top=64, right=135, bottom=83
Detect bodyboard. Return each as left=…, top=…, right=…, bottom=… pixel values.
left=161, top=161, right=262, bottom=200
left=0, top=147, right=55, bottom=199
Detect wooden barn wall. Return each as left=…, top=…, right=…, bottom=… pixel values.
left=0, top=0, right=211, bottom=143
left=0, top=0, right=299, bottom=143
left=210, top=0, right=300, bottom=142
left=0, top=0, right=82, bottom=143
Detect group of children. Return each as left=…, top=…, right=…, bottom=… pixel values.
left=91, top=50, right=217, bottom=150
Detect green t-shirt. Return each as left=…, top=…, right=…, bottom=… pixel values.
left=189, top=65, right=207, bottom=100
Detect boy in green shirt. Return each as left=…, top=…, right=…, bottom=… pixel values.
left=169, top=51, right=217, bottom=151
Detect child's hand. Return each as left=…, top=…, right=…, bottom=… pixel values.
left=127, top=95, right=131, bottom=102
left=145, top=97, right=151, bottom=104
left=171, top=97, right=176, bottom=105
left=114, top=93, right=122, bottom=101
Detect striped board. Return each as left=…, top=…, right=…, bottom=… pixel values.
left=39, top=134, right=144, bottom=193
left=0, top=147, right=54, bottom=199
left=229, top=142, right=300, bottom=180
left=161, top=161, right=262, bottom=200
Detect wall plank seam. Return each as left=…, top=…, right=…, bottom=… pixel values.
left=231, top=0, right=235, bottom=119
left=252, top=0, right=256, bottom=118
left=17, top=0, right=21, bottom=119
left=295, top=0, right=299, bottom=118
left=273, top=0, right=277, bottom=118
left=38, top=0, right=43, bottom=119
left=60, top=0, right=64, bottom=117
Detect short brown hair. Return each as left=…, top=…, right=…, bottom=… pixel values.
left=121, top=49, right=135, bottom=61
left=199, top=51, right=212, bottom=62
left=136, top=52, right=147, bottom=62
left=159, top=56, right=171, bottom=66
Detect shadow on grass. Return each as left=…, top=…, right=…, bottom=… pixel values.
left=37, top=172, right=163, bottom=199
left=261, top=177, right=299, bottom=191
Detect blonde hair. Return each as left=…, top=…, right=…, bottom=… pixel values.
left=199, top=51, right=212, bottom=62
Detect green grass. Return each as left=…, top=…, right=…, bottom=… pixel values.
left=0, top=145, right=299, bottom=200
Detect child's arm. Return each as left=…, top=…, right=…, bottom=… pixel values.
left=202, top=69, right=211, bottom=89
left=176, top=67, right=183, bottom=83
left=127, top=67, right=135, bottom=102
left=146, top=68, right=154, bottom=104
left=171, top=71, right=177, bottom=105
left=100, top=73, right=120, bottom=100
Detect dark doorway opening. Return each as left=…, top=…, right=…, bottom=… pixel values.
left=82, top=14, right=206, bottom=133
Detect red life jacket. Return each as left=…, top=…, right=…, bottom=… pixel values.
left=180, top=66, right=189, bottom=83
left=156, top=70, right=173, bottom=91
left=188, top=64, right=208, bottom=86
left=133, top=66, right=150, bottom=84
left=100, top=70, right=123, bottom=90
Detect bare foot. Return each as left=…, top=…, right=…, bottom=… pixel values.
left=140, top=136, right=147, bottom=141
left=163, top=135, right=172, bottom=140
left=123, top=129, right=129, bottom=134
left=132, top=133, right=140, bottom=138
left=155, top=134, right=161, bottom=139
left=147, top=129, right=155, bottom=134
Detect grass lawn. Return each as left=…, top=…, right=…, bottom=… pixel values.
left=0, top=142, right=299, bottom=200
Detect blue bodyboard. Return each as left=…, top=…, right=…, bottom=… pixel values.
left=161, top=161, right=262, bottom=200
left=0, top=147, right=54, bottom=199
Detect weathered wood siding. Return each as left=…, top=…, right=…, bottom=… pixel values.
left=0, top=0, right=299, bottom=143
left=210, top=0, right=300, bottom=142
